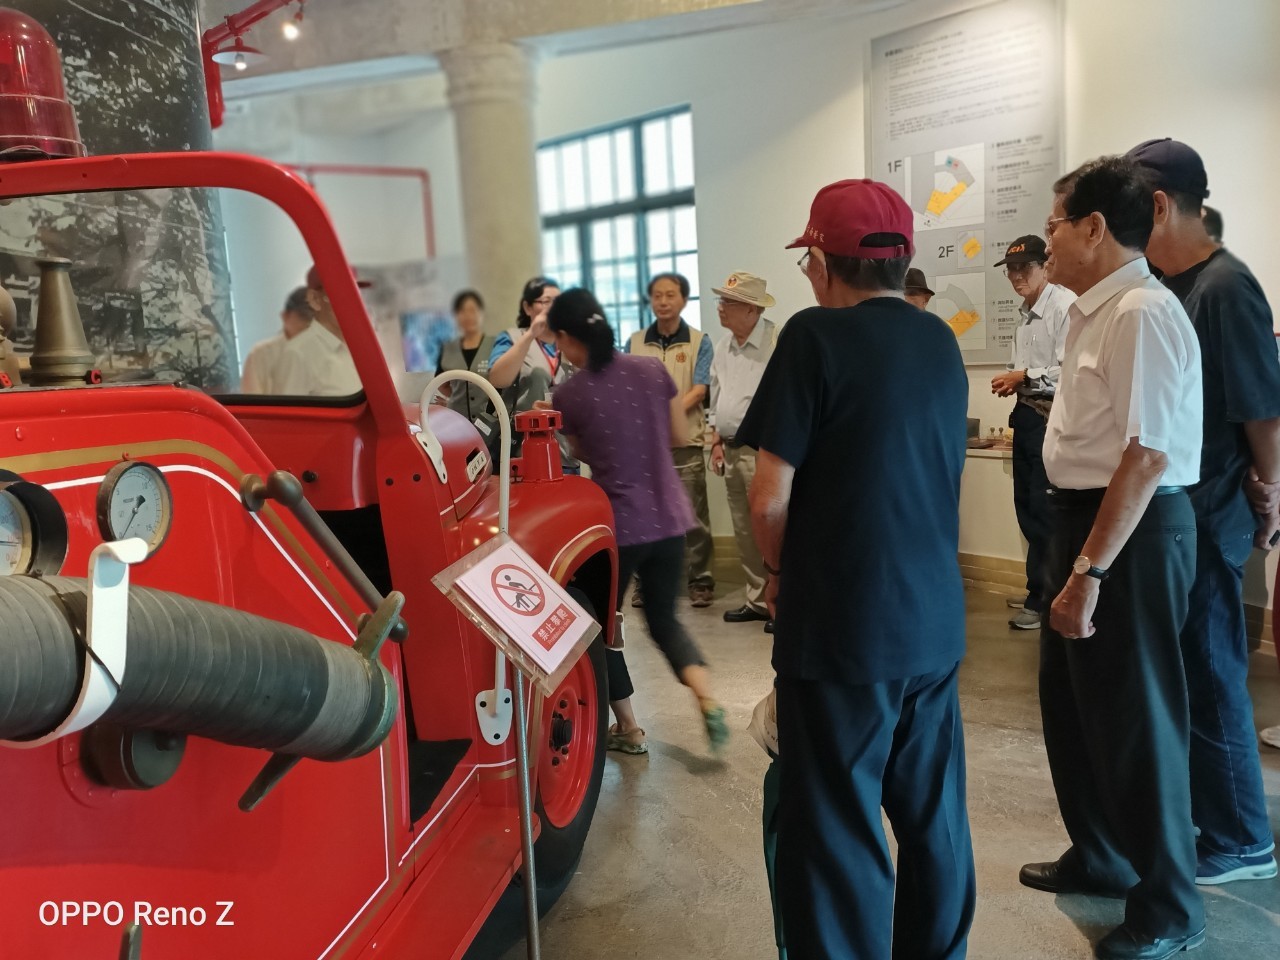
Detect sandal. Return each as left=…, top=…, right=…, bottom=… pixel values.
left=608, top=723, right=648, bottom=755
left=701, top=702, right=730, bottom=755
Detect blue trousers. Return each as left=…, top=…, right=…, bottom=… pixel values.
left=1182, top=533, right=1275, bottom=858
left=775, top=665, right=974, bottom=960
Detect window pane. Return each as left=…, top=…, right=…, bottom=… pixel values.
left=613, top=129, right=636, bottom=202
left=586, top=133, right=614, bottom=207
left=648, top=255, right=675, bottom=280
left=642, top=118, right=670, bottom=196
left=671, top=111, right=694, bottom=190
left=673, top=206, right=697, bottom=253
left=614, top=214, right=636, bottom=259
left=560, top=226, right=579, bottom=268
left=681, top=300, right=702, bottom=330
left=537, top=149, right=561, bottom=216
left=541, top=228, right=560, bottom=266
left=592, top=219, right=614, bottom=260
left=646, top=209, right=673, bottom=255
left=561, top=142, right=586, bottom=211
left=676, top=254, right=699, bottom=298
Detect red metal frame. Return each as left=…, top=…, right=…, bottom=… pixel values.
left=292, top=163, right=437, bottom=261
left=0, top=150, right=618, bottom=958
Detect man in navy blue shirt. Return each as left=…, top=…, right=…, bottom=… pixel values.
left=1130, top=138, right=1280, bottom=887
left=740, top=179, right=973, bottom=959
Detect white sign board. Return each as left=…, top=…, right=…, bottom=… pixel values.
left=434, top=533, right=599, bottom=694
left=868, top=0, right=1064, bottom=364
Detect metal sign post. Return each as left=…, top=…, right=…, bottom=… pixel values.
left=419, top=372, right=541, bottom=959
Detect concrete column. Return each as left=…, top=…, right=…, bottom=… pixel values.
left=439, top=42, right=542, bottom=333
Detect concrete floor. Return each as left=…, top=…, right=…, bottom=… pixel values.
left=494, top=586, right=1280, bottom=959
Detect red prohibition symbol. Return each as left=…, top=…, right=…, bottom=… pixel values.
left=491, top=564, right=546, bottom=617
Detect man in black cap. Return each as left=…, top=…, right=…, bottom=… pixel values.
left=990, top=235, right=1075, bottom=631
left=1129, top=137, right=1280, bottom=887
left=904, top=267, right=934, bottom=309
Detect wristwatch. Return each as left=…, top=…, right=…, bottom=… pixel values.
left=1071, top=555, right=1109, bottom=581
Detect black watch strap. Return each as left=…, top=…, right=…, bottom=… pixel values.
left=1083, top=565, right=1109, bottom=581
left=763, top=559, right=781, bottom=576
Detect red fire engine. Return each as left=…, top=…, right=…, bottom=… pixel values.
left=0, top=10, right=615, bottom=958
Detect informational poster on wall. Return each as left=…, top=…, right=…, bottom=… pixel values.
left=868, top=0, right=1063, bottom=364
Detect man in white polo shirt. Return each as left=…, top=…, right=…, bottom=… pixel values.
left=1017, top=156, right=1205, bottom=960
left=708, top=270, right=777, bottom=630
left=274, top=264, right=368, bottom=397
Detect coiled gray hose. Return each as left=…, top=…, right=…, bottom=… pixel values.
left=0, top=576, right=395, bottom=760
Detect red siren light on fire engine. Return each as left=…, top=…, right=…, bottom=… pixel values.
left=0, top=8, right=86, bottom=160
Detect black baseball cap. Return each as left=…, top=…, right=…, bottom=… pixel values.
left=994, top=235, right=1047, bottom=266
left=904, top=267, right=934, bottom=295
left=1125, top=138, right=1210, bottom=200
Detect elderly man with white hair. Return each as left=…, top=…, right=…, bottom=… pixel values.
left=709, top=270, right=778, bottom=631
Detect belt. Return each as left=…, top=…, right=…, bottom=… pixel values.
left=1048, top=484, right=1186, bottom=504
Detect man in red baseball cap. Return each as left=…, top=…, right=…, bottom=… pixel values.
left=738, top=179, right=974, bottom=958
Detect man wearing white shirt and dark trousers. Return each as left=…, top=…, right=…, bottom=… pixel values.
left=991, top=235, right=1074, bottom=630
left=1018, top=157, right=1205, bottom=960
left=708, top=270, right=777, bottom=630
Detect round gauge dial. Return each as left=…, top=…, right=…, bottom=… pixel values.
left=0, top=489, right=33, bottom=576
left=97, top=462, right=173, bottom=556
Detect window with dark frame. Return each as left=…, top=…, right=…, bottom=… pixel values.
left=538, top=108, right=699, bottom=346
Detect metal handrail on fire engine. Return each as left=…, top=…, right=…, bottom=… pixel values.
left=417, top=371, right=542, bottom=960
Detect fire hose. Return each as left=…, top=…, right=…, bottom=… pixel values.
left=0, top=575, right=397, bottom=764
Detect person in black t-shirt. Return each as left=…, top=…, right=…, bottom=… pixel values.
left=1129, top=139, right=1280, bottom=887
left=739, top=179, right=974, bottom=960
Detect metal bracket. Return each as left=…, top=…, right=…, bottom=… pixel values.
left=413, top=421, right=449, bottom=484
left=2, top=538, right=147, bottom=749
left=475, top=688, right=513, bottom=746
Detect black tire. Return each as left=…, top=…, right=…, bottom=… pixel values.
left=530, top=589, right=608, bottom=902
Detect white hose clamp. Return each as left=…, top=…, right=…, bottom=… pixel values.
left=3, top=538, right=147, bottom=749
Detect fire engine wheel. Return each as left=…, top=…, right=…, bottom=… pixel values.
left=531, top=591, right=608, bottom=894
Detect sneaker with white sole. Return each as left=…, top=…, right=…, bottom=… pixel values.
left=1006, top=594, right=1030, bottom=609
left=1009, top=608, right=1041, bottom=630
left=1195, top=850, right=1278, bottom=885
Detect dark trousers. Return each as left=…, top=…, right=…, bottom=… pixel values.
left=1182, top=533, right=1275, bottom=857
left=1040, top=488, right=1202, bottom=937
left=606, top=535, right=706, bottom=702
left=1010, top=401, right=1051, bottom=611
left=775, top=666, right=974, bottom=960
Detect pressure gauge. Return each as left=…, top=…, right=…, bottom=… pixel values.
left=0, top=471, right=69, bottom=576
left=0, top=489, right=33, bottom=576
left=97, top=461, right=173, bottom=557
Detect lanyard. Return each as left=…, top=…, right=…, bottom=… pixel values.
left=541, top=341, right=560, bottom=378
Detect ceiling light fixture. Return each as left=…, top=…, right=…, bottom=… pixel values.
left=211, top=35, right=268, bottom=71
left=282, top=1, right=305, bottom=41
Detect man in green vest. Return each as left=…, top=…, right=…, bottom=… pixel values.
left=627, top=272, right=716, bottom=607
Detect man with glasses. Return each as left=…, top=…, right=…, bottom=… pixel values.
left=990, top=235, right=1074, bottom=631
left=1020, top=156, right=1204, bottom=960
left=708, top=271, right=777, bottom=631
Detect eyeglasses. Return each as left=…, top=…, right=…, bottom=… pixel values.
left=532, top=296, right=556, bottom=307
left=1002, top=263, right=1038, bottom=277
left=797, top=252, right=812, bottom=274
left=1044, top=215, right=1082, bottom=236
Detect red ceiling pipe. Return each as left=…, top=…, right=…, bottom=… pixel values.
left=202, top=0, right=297, bottom=129
left=290, top=164, right=438, bottom=262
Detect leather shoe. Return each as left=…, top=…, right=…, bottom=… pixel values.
left=1019, top=859, right=1127, bottom=898
left=1095, top=925, right=1206, bottom=960
left=723, top=605, right=769, bottom=623
left=763, top=620, right=774, bottom=634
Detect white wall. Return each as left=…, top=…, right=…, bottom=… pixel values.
left=223, top=0, right=1280, bottom=606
